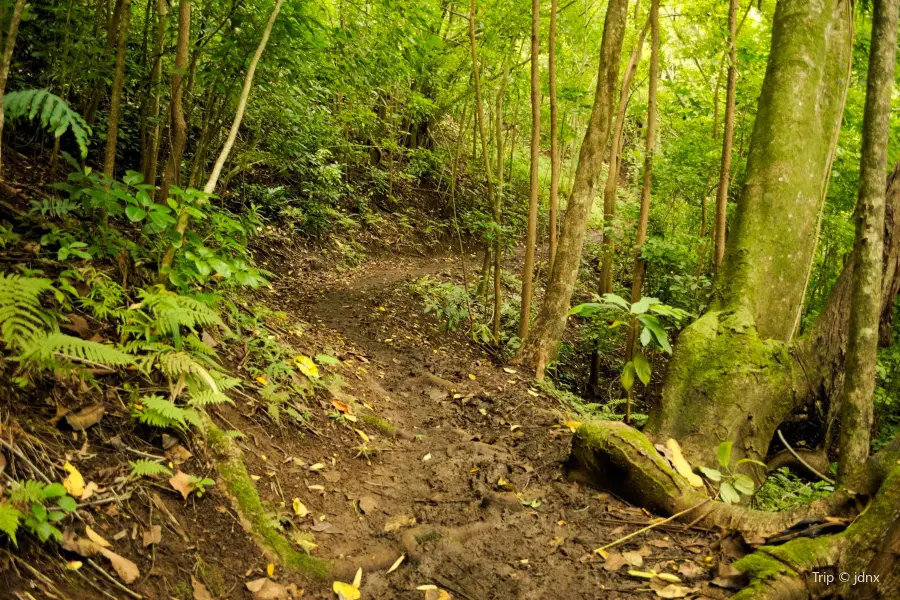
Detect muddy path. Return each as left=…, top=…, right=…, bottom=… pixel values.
left=261, top=254, right=721, bottom=599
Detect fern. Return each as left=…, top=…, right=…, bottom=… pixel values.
left=124, top=288, right=222, bottom=349
left=0, top=502, right=22, bottom=546
left=19, top=332, right=134, bottom=368
left=128, top=459, right=173, bottom=478
left=157, top=351, right=219, bottom=391
left=8, top=480, right=45, bottom=505
left=134, top=395, right=202, bottom=431
left=0, top=274, right=57, bottom=349
left=187, top=390, right=233, bottom=407
left=3, top=89, right=91, bottom=158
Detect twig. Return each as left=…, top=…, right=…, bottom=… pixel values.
left=594, top=499, right=711, bottom=553
left=0, top=437, right=52, bottom=484
left=87, top=559, right=143, bottom=599
left=777, top=429, right=835, bottom=485
left=7, top=552, right=64, bottom=597
left=71, top=567, right=121, bottom=600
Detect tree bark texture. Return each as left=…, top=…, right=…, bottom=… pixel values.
left=836, top=0, right=898, bottom=489
left=157, top=0, right=190, bottom=203
left=519, top=0, right=541, bottom=339
left=713, top=0, right=739, bottom=272
left=0, top=0, right=27, bottom=177
left=142, top=0, right=168, bottom=187
left=599, top=15, right=650, bottom=295
left=102, top=0, right=132, bottom=180
left=517, top=0, right=629, bottom=379
left=548, top=0, right=560, bottom=272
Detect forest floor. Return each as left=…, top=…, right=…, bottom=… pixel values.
left=1, top=239, right=735, bottom=600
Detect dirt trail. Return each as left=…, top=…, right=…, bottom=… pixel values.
left=261, top=254, right=718, bottom=599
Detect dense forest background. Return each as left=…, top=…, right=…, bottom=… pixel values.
left=2, top=0, right=900, bottom=597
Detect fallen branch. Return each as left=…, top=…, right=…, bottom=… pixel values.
left=776, top=429, right=834, bottom=484
left=594, top=498, right=710, bottom=553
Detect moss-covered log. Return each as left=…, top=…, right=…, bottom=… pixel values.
left=206, top=425, right=330, bottom=578
left=569, top=421, right=851, bottom=538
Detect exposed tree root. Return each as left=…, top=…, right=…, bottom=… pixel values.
left=568, top=421, right=853, bottom=538
left=733, top=468, right=900, bottom=599
left=205, top=424, right=330, bottom=578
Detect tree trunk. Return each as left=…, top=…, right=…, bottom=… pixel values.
left=713, top=0, right=739, bottom=272
left=547, top=0, right=560, bottom=272
left=0, top=0, right=27, bottom=178
left=599, top=15, right=650, bottom=295
left=493, top=63, right=509, bottom=344
left=103, top=0, right=132, bottom=183
left=466, top=0, right=500, bottom=342
left=644, top=0, right=854, bottom=469
left=142, top=0, right=168, bottom=187
left=621, top=0, right=659, bottom=424
left=519, top=0, right=541, bottom=340
left=516, top=0, right=629, bottom=379
left=158, top=0, right=284, bottom=282
left=156, top=0, right=190, bottom=204
left=836, top=0, right=898, bottom=489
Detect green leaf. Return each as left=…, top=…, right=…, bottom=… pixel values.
left=601, top=293, right=630, bottom=311
left=698, top=466, right=722, bottom=482
left=633, top=351, right=651, bottom=385
left=0, top=501, right=22, bottom=546
left=621, top=361, right=636, bottom=391
left=48, top=511, right=66, bottom=522
left=637, top=315, right=672, bottom=354
left=125, top=205, right=147, bottom=222
left=568, top=302, right=602, bottom=317
left=31, top=503, right=47, bottom=521
left=42, top=483, right=67, bottom=499
left=315, top=353, right=341, bottom=365
left=56, top=496, right=78, bottom=512
left=735, top=458, right=769, bottom=470
left=733, top=474, right=755, bottom=496
left=717, top=441, right=733, bottom=469
left=719, top=481, right=740, bottom=504
left=640, top=326, right=652, bottom=346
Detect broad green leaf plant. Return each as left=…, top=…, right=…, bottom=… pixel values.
left=698, top=441, right=768, bottom=504
left=569, top=293, right=689, bottom=414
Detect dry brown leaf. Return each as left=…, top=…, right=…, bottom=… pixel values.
left=167, top=445, right=193, bottom=465
left=384, top=515, right=416, bottom=532
left=66, top=404, right=105, bottom=431
left=649, top=539, right=672, bottom=548
left=81, top=481, right=99, bottom=501
left=0, top=451, right=6, bottom=475
left=97, top=547, right=140, bottom=583
left=193, top=576, right=215, bottom=600
left=85, top=526, right=111, bottom=548
left=601, top=552, right=629, bottom=572
left=246, top=578, right=290, bottom=599
left=169, top=471, right=194, bottom=500
left=358, top=496, right=377, bottom=515
left=142, top=525, right=162, bottom=547
left=331, top=400, right=351, bottom=414
left=678, top=562, right=705, bottom=580
left=654, top=584, right=692, bottom=598
left=622, top=551, right=644, bottom=567
left=65, top=314, right=92, bottom=338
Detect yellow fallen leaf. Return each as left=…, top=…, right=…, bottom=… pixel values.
left=665, top=439, right=704, bottom=488
left=386, top=554, right=405, bottom=574
left=295, top=355, right=320, bottom=378
left=344, top=414, right=358, bottom=422
left=63, top=462, right=85, bottom=498
left=65, top=560, right=83, bottom=571
left=266, top=563, right=275, bottom=578
left=309, top=463, right=325, bottom=471
left=354, top=429, right=370, bottom=443
left=468, top=374, right=476, bottom=380
left=332, top=567, right=362, bottom=600
left=627, top=569, right=657, bottom=579
left=293, top=498, right=309, bottom=517
left=85, top=526, right=111, bottom=548
left=255, top=374, right=268, bottom=385
left=566, top=420, right=582, bottom=432
left=656, top=573, right=682, bottom=583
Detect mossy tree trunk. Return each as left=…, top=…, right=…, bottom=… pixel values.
left=517, top=0, right=629, bottom=378
left=644, top=0, right=854, bottom=469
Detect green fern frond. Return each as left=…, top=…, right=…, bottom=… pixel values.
left=157, top=351, right=219, bottom=391
left=135, top=395, right=189, bottom=430
left=3, top=89, right=92, bottom=158
left=187, top=390, right=233, bottom=406
left=184, top=335, right=217, bottom=357
left=0, top=274, right=57, bottom=349
left=0, top=502, right=22, bottom=546
left=8, top=480, right=46, bottom=505
left=19, top=332, right=133, bottom=368
left=210, top=371, right=242, bottom=391
left=128, top=459, right=173, bottom=478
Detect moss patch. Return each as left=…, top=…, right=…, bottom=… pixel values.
left=207, top=424, right=330, bottom=578
left=360, top=414, right=397, bottom=436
